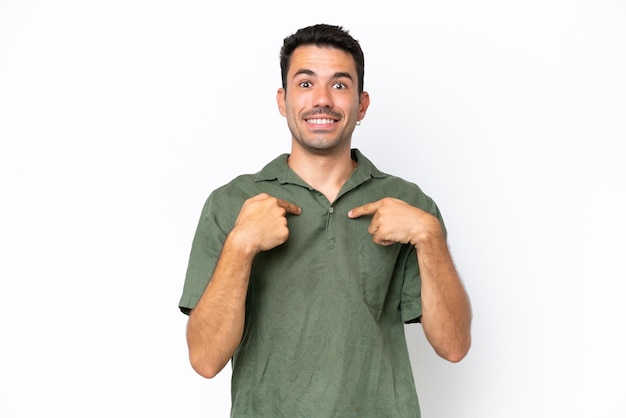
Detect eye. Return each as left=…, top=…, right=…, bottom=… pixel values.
left=299, top=81, right=311, bottom=88
left=332, top=82, right=347, bottom=89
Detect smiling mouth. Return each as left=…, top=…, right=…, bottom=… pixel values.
left=306, top=118, right=336, bottom=125
left=303, top=108, right=342, bottom=125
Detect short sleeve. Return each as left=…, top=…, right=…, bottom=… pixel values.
left=178, top=193, right=229, bottom=314
left=400, top=199, right=447, bottom=324
left=400, top=245, right=422, bottom=323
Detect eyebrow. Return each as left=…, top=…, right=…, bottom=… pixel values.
left=293, top=69, right=354, bottom=81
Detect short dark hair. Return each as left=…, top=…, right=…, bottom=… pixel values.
left=279, top=24, right=365, bottom=94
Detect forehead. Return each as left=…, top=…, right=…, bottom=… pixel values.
left=287, top=45, right=357, bottom=77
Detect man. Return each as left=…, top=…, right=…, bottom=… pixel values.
left=179, top=23, right=472, bottom=417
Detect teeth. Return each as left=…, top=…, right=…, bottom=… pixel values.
left=307, top=118, right=335, bottom=125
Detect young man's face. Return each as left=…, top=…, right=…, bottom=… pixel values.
left=277, top=45, right=369, bottom=155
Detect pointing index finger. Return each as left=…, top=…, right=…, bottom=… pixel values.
left=348, top=200, right=383, bottom=218
left=277, top=198, right=302, bottom=215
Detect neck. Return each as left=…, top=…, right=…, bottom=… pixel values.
left=288, top=147, right=356, bottom=203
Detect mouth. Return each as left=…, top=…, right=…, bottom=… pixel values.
left=302, top=108, right=342, bottom=126
left=305, top=118, right=337, bottom=125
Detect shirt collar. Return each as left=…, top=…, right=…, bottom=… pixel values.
left=254, top=148, right=387, bottom=188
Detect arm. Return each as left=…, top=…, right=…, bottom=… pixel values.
left=186, top=193, right=301, bottom=378
left=411, top=220, right=472, bottom=362
left=348, top=198, right=472, bottom=362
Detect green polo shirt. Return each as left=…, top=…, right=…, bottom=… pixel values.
left=179, top=149, right=446, bottom=418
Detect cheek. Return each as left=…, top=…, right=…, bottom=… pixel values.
left=338, top=95, right=361, bottom=113
left=286, top=94, right=305, bottom=110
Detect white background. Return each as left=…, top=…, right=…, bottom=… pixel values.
left=1, top=1, right=625, bottom=417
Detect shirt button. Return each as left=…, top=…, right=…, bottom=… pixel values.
left=328, top=207, right=334, bottom=214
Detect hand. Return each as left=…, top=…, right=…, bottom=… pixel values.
left=348, top=197, right=442, bottom=247
left=231, top=193, right=301, bottom=253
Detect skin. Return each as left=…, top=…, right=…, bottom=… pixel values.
left=186, top=44, right=471, bottom=379
left=277, top=45, right=370, bottom=202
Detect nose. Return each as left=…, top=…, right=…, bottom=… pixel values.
left=312, top=86, right=333, bottom=108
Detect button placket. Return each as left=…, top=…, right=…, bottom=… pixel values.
left=325, top=205, right=336, bottom=249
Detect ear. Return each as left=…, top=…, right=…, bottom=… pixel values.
left=358, top=91, right=370, bottom=121
left=277, top=88, right=286, bottom=117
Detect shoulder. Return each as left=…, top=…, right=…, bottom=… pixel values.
left=212, top=173, right=259, bottom=198
left=378, top=174, right=436, bottom=207
left=366, top=169, right=440, bottom=217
